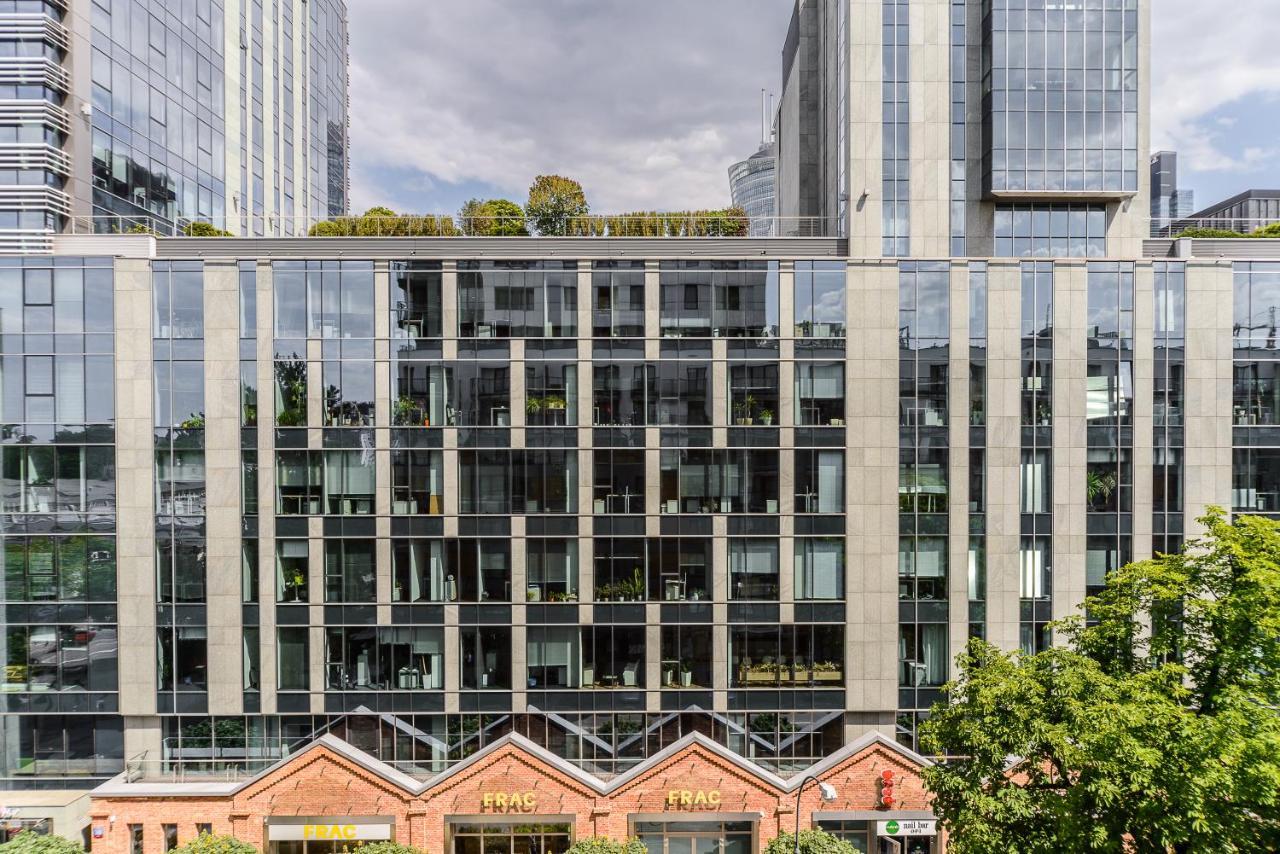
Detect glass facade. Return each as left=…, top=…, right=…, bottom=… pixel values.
left=983, top=0, right=1140, bottom=195
left=882, top=0, right=910, bottom=256
left=1233, top=263, right=1280, bottom=519
left=1020, top=261, right=1053, bottom=653
left=0, top=257, right=123, bottom=786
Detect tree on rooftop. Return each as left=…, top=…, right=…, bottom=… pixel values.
left=921, top=509, right=1280, bottom=854
left=460, top=198, right=528, bottom=236
left=525, top=175, right=589, bottom=236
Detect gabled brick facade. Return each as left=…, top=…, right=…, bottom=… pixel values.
left=88, top=732, right=939, bottom=853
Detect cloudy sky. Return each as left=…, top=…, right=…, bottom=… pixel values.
left=349, top=0, right=1280, bottom=218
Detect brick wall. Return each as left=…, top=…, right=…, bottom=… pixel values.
left=90, top=739, right=935, bottom=853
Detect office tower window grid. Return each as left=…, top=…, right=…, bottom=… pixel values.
left=883, top=0, right=910, bottom=256
left=994, top=204, right=1108, bottom=258
left=983, top=0, right=1140, bottom=195
left=950, top=0, right=969, bottom=257
left=1020, top=261, right=1053, bottom=653
left=968, top=263, right=988, bottom=638
left=1085, top=263, right=1135, bottom=600
left=1153, top=263, right=1185, bottom=555
left=0, top=257, right=123, bottom=786
left=897, top=262, right=950, bottom=751
left=1232, top=263, right=1280, bottom=519
left=152, top=261, right=207, bottom=712
left=239, top=261, right=260, bottom=708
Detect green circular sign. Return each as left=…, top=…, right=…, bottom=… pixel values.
left=885, top=820, right=900, bottom=835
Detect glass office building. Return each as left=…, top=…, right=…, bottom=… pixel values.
left=0, top=0, right=349, bottom=253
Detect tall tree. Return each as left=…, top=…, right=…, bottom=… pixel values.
left=525, top=175, right=589, bottom=236
left=459, top=198, right=528, bottom=236
left=922, top=510, right=1280, bottom=854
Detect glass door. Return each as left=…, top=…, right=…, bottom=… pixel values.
left=633, top=821, right=754, bottom=854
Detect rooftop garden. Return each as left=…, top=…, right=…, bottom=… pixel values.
left=1174, top=223, right=1280, bottom=239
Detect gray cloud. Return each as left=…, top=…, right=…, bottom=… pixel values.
left=348, top=0, right=792, bottom=213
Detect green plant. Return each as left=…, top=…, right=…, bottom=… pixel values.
left=170, top=835, right=257, bottom=854
left=620, top=568, right=645, bottom=600
left=921, top=510, right=1280, bottom=852
left=1085, top=468, right=1118, bottom=504
left=0, top=833, right=84, bottom=854
left=1251, top=222, right=1280, bottom=238
left=393, top=396, right=419, bottom=426
left=182, top=221, right=233, bottom=237
left=460, top=198, right=528, bottom=236
left=763, top=830, right=857, bottom=854
left=345, top=844, right=425, bottom=854
left=565, top=838, right=647, bottom=854
left=1174, top=227, right=1246, bottom=239
left=525, top=175, right=589, bottom=236
left=308, top=207, right=461, bottom=237
left=179, top=412, right=205, bottom=430
left=526, top=396, right=544, bottom=415
left=124, top=222, right=157, bottom=235
left=759, top=408, right=774, bottom=423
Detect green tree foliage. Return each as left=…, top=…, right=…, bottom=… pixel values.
left=182, top=221, right=233, bottom=237
left=564, top=839, right=647, bottom=854
left=170, top=835, right=256, bottom=854
left=309, top=207, right=460, bottom=237
left=921, top=510, right=1280, bottom=854
left=0, top=833, right=83, bottom=854
left=525, top=175, right=589, bottom=236
left=763, top=830, right=859, bottom=854
left=565, top=208, right=749, bottom=237
left=1174, top=223, right=1280, bottom=239
left=459, top=198, right=528, bottom=236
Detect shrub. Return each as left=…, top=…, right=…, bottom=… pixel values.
left=182, top=221, right=233, bottom=237
left=171, top=834, right=256, bottom=854
left=343, top=843, right=425, bottom=854
left=1173, top=227, right=1246, bottom=239
left=564, top=839, right=648, bottom=854
left=763, top=829, right=859, bottom=854
left=309, top=207, right=460, bottom=237
left=1251, top=222, right=1280, bottom=238
left=0, top=832, right=83, bottom=854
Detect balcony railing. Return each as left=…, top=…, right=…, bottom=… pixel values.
left=65, top=214, right=843, bottom=239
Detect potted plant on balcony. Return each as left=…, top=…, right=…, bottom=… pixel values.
left=759, top=408, right=774, bottom=426
left=393, top=395, right=418, bottom=426
left=526, top=396, right=544, bottom=420
left=620, top=568, right=645, bottom=601
left=284, top=570, right=307, bottom=602
left=664, top=664, right=676, bottom=686
left=680, top=660, right=694, bottom=687
left=811, top=660, right=842, bottom=683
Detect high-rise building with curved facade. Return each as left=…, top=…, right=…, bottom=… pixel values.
left=729, top=142, right=777, bottom=237
left=0, top=0, right=349, bottom=254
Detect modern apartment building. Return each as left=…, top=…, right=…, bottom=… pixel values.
left=1, top=1, right=1264, bottom=853
left=0, top=0, right=349, bottom=254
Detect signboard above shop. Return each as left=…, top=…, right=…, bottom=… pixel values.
left=876, top=819, right=937, bottom=837
left=268, top=823, right=392, bottom=842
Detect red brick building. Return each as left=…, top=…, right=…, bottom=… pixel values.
left=88, top=733, right=941, bottom=854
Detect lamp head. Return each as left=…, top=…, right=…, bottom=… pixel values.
left=817, top=781, right=837, bottom=802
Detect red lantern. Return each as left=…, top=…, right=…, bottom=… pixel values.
left=879, top=769, right=895, bottom=808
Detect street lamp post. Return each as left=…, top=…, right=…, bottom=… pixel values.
left=793, top=775, right=837, bottom=854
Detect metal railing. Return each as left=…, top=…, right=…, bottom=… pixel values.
left=1150, top=216, right=1280, bottom=237
left=64, top=213, right=842, bottom=239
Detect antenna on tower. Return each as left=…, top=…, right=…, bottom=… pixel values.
left=761, top=89, right=768, bottom=147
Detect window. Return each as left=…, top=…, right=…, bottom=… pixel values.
left=593, top=450, right=644, bottom=515
left=454, top=540, right=511, bottom=602
left=659, top=450, right=779, bottom=515
left=582, top=626, right=645, bottom=689
left=794, top=450, right=844, bottom=513
left=898, top=537, right=947, bottom=601
left=273, top=357, right=307, bottom=427
left=592, top=363, right=655, bottom=426
left=275, top=451, right=321, bottom=515
left=458, top=261, right=578, bottom=338
left=526, top=626, right=580, bottom=689
left=525, top=363, right=578, bottom=427
left=794, top=261, right=846, bottom=337
left=898, top=624, right=946, bottom=687
left=322, top=360, right=374, bottom=427
left=460, top=626, right=511, bottom=689
left=325, top=627, right=443, bottom=691
left=728, top=538, right=779, bottom=601
left=728, top=363, right=778, bottom=426
left=526, top=539, right=578, bottom=603
left=275, top=540, right=309, bottom=603
left=391, top=261, right=443, bottom=341
left=391, top=450, right=443, bottom=515
left=324, top=539, right=375, bottom=603
left=323, top=450, right=375, bottom=515
left=451, top=363, right=511, bottom=427
left=392, top=539, right=447, bottom=602
left=163, top=824, right=177, bottom=851
left=995, top=206, right=1109, bottom=258
left=277, top=628, right=310, bottom=691
left=795, top=363, right=844, bottom=425
left=273, top=261, right=375, bottom=338
left=392, top=362, right=449, bottom=427
left=152, top=263, right=203, bottom=339
left=592, top=261, right=646, bottom=338
left=729, top=625, right=844, bottom=688
left=659, top=261, right=778, bottom=338
left=796, top=538, right=844, bottom=600
left=660, top=625, right=712, bottom=688
left=129, top=825, right=143, bottom=854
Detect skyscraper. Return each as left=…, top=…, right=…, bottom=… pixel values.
left=728, top=142, right=778, bottom=237
left=0, top=0, right=349, bottom=254
left=776, top=0, right=1148, bottom=257
left=1150, top=150, right=1195, bottom=236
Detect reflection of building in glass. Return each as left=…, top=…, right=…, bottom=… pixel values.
left=0, top=0, right=349, bottom=251
left=729, top=142, right=777, bottom=237
left=1150, top=151, right=1196, bottom=236
left=1188, top=189, right=1280, bottom=234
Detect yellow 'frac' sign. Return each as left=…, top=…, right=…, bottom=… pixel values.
left=482, top=792, right=537, bottom=811
left=666, top=790, right=722, bottom=807
left=304, top=826, right=357, bottom=840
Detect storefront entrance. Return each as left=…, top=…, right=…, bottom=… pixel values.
left=632, top=820, right=755, bottom=854
left=265, top=818, right=393, bottom=854
left=449, top=820, right=572, bottom=854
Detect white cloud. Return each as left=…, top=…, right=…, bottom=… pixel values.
left=1152, top=0, right=1280, bottom=174
left=348, top=0, right=792, bottom=214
